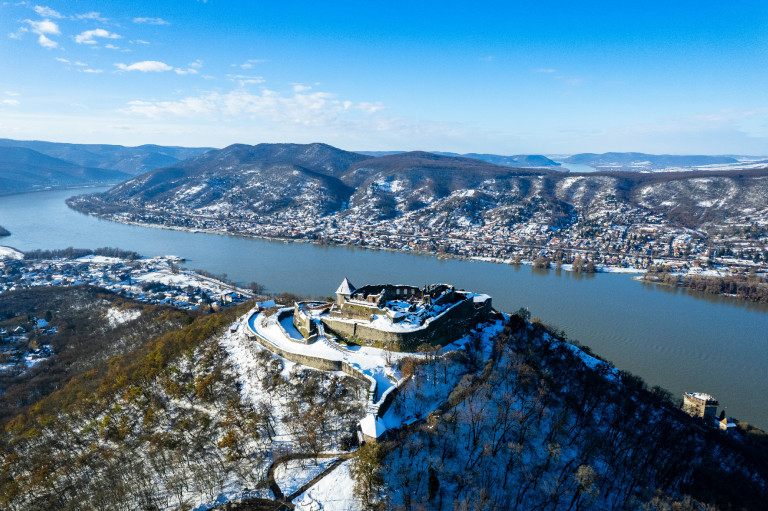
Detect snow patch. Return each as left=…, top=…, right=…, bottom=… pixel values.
left=295, top=460, right=359, bottom=511
left=105, top=307, right=142, bottom=328
left=0, top=246, right=24, bottom=260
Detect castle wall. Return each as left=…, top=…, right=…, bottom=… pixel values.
left=682, top=394, right=718, bottom=421
left=322, top=295, right=492, bottom=351
left=292, top=304, right=315, bottom=338
left=333, top=301, right=388, bottom=321
left=245, top=326, right=375, bottom=400
left=352, top=284, right=422, bottom=303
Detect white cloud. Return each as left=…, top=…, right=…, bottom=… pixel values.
left=115, top=60, right=173, bottom=72
left=75, top=12, right=107, bottom=22
left=104, top=43, right=119, bottom=50
left=75, top=28, right=121, bottom=44
left=292, top=84, right=312, bottom=92
left=55, top=57, right=70, bottom=63
left=82, top=68, right=103, bottom=73
left=8, top=27, right=29, bottom=39
left=130, top=39, right=150, bottom=45
left=5, top=91, right=20, bottom=97
left=121, top=87, right=388, bottom=128
left=535, top=68, right=556, bottom=73
left=38, top=33, right=57, bottom=48
left=34, top=5, right=63, bottom=18
left=1, top=99, right=21, bottom=107
left=25, top=19, right=60, bottom=35
left=74, top=61, right=88, bottom=66
left=174, top=60, right=203, bottom=74
left=239, top=58, right=266, bottom=69
left=133, top=17, right=170, bottom=25
left=227, top=74, right=266, bottom=87
left=357, top=102, right=387, bottom=114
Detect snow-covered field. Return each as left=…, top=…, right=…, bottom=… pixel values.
left=274, top=457, right=338, bottom=497
left=104, top=306, right=142, bottom=327
left=0, top=246, right=23, bottom=260
left=295, top=460, right=359, bottom=511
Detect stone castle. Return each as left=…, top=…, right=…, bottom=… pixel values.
left=682, top=392, right=719, bottom=421
left=292, top=278, right=494, bottom=351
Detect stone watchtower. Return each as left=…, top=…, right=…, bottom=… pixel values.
left=335, top=277, right=356, bottom=306
left=682, top=392, right=718, bottom=422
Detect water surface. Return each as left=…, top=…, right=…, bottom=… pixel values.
left=1, top=188, right=767, bottom=427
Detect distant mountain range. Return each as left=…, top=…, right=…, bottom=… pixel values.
left=0, top=139, right=213, bottom=195
left=358, top=150, right=561, bottom=168
left=0, top=147, right=133, bottom=196
left=561, top=152, right=740, bottom=171
left=0, top=139, right=213, bottom=175
left=71, top=142, right=768, bottom=230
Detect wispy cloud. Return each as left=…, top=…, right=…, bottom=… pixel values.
left=691, top=108, right=768, bottom=123
left=115, top=60, right=173, bottom=72
left=24, top=18, right=60, bottom=35
left=175, top=60, right=204, bottom=74
left=130, top=39, right=150, bottom=45
left=535, top=68, right=585, bottom=87
left=82, top=68, right=103, bottom=74
left=8, top=27, right=29, bottom=40
left=133, top=17, right=170, bottom=25
left=227, top=74, right=266, bottom=86
left=75, top=28, right=121, bottom=44
left=559, top=76, right=584, bottom=86
left=2, top=91, right=21, bottom=106
left=33, top=5, right=63, bottom=18
left=357, top=102, right=387, bottom=114
left=121, top=87, right=386, bottom=127
left=238, top=58, right=266, bottom=69
left=38, top=34, right=57, bottom=49
left=75, top=12, right=107, bottom=22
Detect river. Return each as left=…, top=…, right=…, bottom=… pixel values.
left=1, top=188, right=767, bottom=428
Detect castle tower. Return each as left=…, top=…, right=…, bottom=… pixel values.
left=335, top=277, right=355, bottom=306
left=682, top=392, right=718, bottom=422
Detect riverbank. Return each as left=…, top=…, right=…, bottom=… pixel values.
left=71, top=205, right=655, bottom=275
left=639, top=271, right=768, bottom=304
left=66, top=204, right=768, bottom=308
left=1, top=187, right=766, bottom=428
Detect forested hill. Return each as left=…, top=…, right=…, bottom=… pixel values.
left=0, top=138, right=213, bottom=176
left=0, top=147, right=132, bottom=195
left=73, top=142, right=768, bottom=230
left=0, top=285, right=766, bottom=510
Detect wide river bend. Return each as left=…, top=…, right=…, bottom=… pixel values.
left=1, top=188, right=767, bottom=428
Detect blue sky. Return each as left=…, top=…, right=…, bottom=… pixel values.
left=1, top=1, right=767, bottom=154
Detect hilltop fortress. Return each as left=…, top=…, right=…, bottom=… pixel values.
left=292, top=278, right=494, bottom=351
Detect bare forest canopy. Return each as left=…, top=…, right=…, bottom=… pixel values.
left=68, top=142, right=768, bottom=231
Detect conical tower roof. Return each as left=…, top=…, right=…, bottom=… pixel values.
left=335, top=277, right=355, bottom=295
